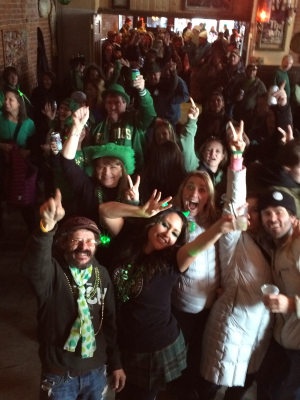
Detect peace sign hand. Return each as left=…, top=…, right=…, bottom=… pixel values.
left=125, top=175, right=140, bottom=202
left=228, top=120, right=246, bottom=156
left=278, top=125, right=294, bottom=144
left=141, top=190, right=172, bottom=218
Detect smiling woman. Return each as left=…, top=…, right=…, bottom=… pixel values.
left=98, top=192, right=233, bottom=400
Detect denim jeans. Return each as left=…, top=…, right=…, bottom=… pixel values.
left=40, top=366, right=107, bottom=400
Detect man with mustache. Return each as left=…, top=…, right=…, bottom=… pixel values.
left=256, top=190, right=300, bottom=400
left=21, top=189, right=125, bottom=400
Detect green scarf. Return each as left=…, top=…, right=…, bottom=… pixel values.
left=64, top=266, right=96, bottom=358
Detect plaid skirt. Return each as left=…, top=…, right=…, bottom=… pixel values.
left=120, top=331, right=187, bottom=390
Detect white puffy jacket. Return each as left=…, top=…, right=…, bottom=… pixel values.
left=172, top=216, right=220, bottom=314
left=200, top=166, right=273, bottom=386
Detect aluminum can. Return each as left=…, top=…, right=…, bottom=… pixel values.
left=131, top=69, right=140, bottom=81
left=50, top=132, right=62, bottom=151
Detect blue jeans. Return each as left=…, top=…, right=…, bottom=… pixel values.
left=40, top=366, right=107, bottom=400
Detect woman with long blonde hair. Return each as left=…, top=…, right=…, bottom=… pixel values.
left=171, top=170, right=220, bottom=400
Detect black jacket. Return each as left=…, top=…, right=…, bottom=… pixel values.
left=20, top=227, right=121, bottom=373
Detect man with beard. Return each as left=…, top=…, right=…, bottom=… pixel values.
left=256, top=190, right=300, bottom=400
left=21, top=189, right=125, bottom=400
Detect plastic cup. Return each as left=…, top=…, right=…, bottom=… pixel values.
left=261, top=284, right=280, bottom=295
left=234, top=206, right=248, bottom=231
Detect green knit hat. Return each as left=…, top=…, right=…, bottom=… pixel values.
left=101, top=84, right=130, bottom=105
left=89, top=143, right=135, bottom=174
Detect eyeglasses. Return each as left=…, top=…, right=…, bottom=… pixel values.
left=69, top=238, right=99, bottom=247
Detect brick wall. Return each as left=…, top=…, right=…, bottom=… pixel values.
left=102, top=14, right=120, bottom=38
left=0, top=0, right=53, bottom=96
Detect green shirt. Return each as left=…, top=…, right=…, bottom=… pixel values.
left=274, top=69, right=290, bottom=99
left=0, top=112, right=36, bottom=147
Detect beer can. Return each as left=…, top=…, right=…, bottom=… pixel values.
left=50, top=132, right=62, bottom=151
left=131, top=69, right=140, bottom=81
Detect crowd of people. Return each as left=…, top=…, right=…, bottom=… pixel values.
left=1, top=16, right=300, bottom=400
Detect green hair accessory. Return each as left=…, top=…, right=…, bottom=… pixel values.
left=17, top=89, right=24, bottom=97
left=182, top=211, right=190, bottom=217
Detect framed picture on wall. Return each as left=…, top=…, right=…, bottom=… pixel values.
left=112, top=0, right=129, bottom=9
left=185, top=0, right=231, bottom=10
left=258, top=10, right=287, bottom=51
left=2, top=29, right=28, bottom=72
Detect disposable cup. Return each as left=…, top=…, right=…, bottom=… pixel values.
left=261, top=284, right=280, bottom=295
left=234, top=206, right=248, bottom=231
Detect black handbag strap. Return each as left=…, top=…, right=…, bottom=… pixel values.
left=12, top=121, right=23, bottom=142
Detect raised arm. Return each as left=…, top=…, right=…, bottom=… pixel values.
left=180, top=97, right=200, bottom=172
left=99, top=190, right=172, bottom=236
left=61, top=106, right=89, bottom=160
left=177, top=214, right=234, bottom=272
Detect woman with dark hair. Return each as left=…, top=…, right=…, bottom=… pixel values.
left=99, top=193, right=234, bottom=400
left=1, top=66, right=34, bottom=116
left=140, top=140, right=186, bottom=203
left=0, top=89, right=36, bottom=232
left=83, top=64, right=106, bottom=84
left=31, top=71, right=62, bottom=147
left=195, top=91, right=232, bottom=149
left=84, top=77, right=105, bottom=124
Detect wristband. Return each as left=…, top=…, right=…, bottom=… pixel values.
left=232, top=151, right=243, bottom=155
left=40, top=219, right=48, bottom=233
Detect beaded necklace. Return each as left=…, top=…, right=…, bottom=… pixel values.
left=63, top=267, right=104, bottom=335
left=113, top=263, right=144, bottom=303
left=97, top=186, right=121, bottom=246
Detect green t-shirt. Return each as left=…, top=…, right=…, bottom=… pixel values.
left=0, top=112, right=36, bottom=147
left=274, top=69, right=290, bottom=99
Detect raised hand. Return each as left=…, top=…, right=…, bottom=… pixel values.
left=141, top=190, right=172, bottom=218
left=40, top=189, right=65, bottom=231
left=132, top=74, right=145, bottom=91
left=125, top=175, right=140, bottom=202
left=228, top=120, right=246, bottom=155
left=72, top=106, right=90, bottom=132
left=187, top=97, right=200, bottom=120
left=42, top=102, right=56, bottom=121
left=278, top=125, right=294, bottom=144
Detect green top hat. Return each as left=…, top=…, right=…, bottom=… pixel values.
left=88, top=143, right=135, bottom=174
left=101, top=84, right=130, bottom=105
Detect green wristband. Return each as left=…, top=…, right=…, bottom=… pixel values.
left=232, top=151, right=243, bottom=154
